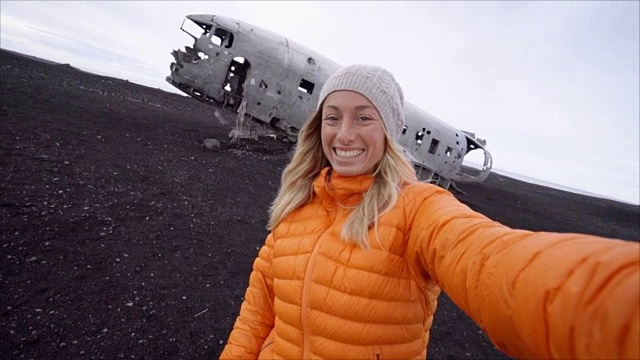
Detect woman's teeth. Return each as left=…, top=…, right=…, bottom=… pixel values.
left=335, top=149, right=363, bottom=158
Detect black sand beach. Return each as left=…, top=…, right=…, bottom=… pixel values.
left=1, top=48, right=638, bottom=359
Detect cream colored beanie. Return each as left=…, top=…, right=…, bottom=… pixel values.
left=317, top=65, right=405, bottom=139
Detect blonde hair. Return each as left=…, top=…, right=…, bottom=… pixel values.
left=268, top=109, right=417, bottom=248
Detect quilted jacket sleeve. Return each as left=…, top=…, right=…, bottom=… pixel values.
left=220, top=233, right=275, bottom=359
left=406, top=185, right=640, bottom=359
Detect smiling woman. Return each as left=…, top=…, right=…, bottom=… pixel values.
left=320, top=92, right=387, bottom=177
left=221, top=64, right=640, bottom=360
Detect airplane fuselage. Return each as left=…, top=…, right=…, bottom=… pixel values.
left=166, top=14, right=492, bottom=187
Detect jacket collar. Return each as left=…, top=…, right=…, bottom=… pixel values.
left=313, top=167, right=375, bottom=208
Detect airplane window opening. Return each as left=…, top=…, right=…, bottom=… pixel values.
left=415, top=130, right=424, bottom=142
left=298, top=79, right=315, bottom=94
left=181, top=18, right=209, bottom=39
left=307, top=57, right=316, bottom=66
left=445, top=147, right=452, bottom=157
left=212, top=27, right=234, bottom=48
left=402, top=125, right=407, bottom=135
left=221, top=57, right=250, bottom=110
left=428, top=139, right=440, bottom=154
left=426, top=130, right=431, bottom=135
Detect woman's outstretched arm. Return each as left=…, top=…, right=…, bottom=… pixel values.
left=406, top=185, right=639, bottom=359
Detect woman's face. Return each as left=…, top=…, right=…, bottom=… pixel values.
left=321, top=90, right=387, bottom=176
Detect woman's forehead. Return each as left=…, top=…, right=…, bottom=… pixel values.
left=322, top=90, right=376, bottom=108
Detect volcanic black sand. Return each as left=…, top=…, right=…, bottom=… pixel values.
left=1, top=48, right=638, bottom=360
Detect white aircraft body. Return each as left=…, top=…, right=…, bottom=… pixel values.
left=166, top=15, right=492, bottom=188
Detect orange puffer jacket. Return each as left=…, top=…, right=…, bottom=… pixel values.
left=221, top=168, right=639, bottom=359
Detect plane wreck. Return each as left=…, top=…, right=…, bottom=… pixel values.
left=166, top=14, right=493, bottom=188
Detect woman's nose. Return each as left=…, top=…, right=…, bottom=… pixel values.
left=336, top=118, right=356, bottom=142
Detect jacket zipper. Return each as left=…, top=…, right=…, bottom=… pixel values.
left=301, top=231, right=325, bottom=359
left=302, top=185, right=342, bottom=359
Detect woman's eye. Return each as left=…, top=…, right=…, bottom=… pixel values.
left=324, top=115, right=339, bottom=121
left=358, top=116, right=373, bottom=122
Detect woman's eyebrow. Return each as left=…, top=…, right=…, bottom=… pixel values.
left=323, top=104, right=376, bottom=111
left=354, top=105, right=376, bottom=111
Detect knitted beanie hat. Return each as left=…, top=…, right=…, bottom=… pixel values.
left=317, top=65, right=405, bottom=140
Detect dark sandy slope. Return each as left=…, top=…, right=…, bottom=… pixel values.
left=1, top=49, right=638, bottom=359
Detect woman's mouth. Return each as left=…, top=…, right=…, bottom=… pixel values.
left=334, top=148, right=364, bottom=158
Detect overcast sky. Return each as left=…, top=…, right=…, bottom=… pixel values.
left=1, top=1, right=638, bottom=204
